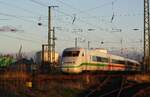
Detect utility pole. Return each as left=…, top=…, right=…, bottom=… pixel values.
left=144, top=0, right=150, bottom=72
left=120, top=38, right=123, bottom=54
left=48, top=6, right=58, bottom=64
left=52, top=27, right=56, bottom=63
left=75, top=37, right=77, bottom=48
left=88, top=41, right=90, bottom=49
left=42, top=44, right=45, bottom=65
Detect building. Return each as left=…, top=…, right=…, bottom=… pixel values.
left=35, top=51, right=59, bottom=65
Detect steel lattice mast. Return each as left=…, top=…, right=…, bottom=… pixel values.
left=48, top=6, right=58, bottom=64
left=144, top=0, right=150, bottom=72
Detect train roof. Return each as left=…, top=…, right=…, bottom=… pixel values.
left=110, top=54, right=140, bottom=64
left=63, top=47, right=140, bottom=64
left=109, top=54, right=125, bottom=60
left=126, top=58, right=140, bottom=64
left=90, top=48, right=108, bottom=53
left=63, top=47, right=85, bottom=51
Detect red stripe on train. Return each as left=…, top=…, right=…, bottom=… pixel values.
left=108, top=64, right=125, bottom=68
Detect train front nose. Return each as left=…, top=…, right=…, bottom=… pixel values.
left=61, top=62, right=82, bottom=73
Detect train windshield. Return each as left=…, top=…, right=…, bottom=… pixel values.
left=62, top=51, right=80, bottom=57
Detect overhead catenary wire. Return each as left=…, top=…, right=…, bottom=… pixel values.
left=53, top=0, right=143, bottom=19
left=80, top=13, right=143, bottom=19
left=0, top=16, right=80, bottom=44
left=0, top=12, right=36, bottom=23
left=0, top=12, right=48, bottom=40
left=28, top=0, right=47, bottom=7
left=0, top=33, right=42, bottom=44
left=1, top=0, right=142, bottom=31
left=54, top=8, right=111, bottom=32
left=52, top=0, right=136, bottom=43
left=53, top=0, right=143, bottom=44
left=54, top=0, right=116, bottom=25
left=79, top=0, right=118, bottom=15
left=0, top=0, right=43, bottom=16
left=0, top=0, right=141, bottom=48
left=0, top=0, right=49, bottom=27
left=29, top=0, right=48, bottom=7
left=0, top=9, right=48, bottom=37
left=0, top=0, right=143, bottom=52
left=28, top=0, right=142, bottom=37
left=28, top=0, right=111, bottom=32
left=29, top=0, right=109, bottom=42
left=0, top=32, right=77, bottom=43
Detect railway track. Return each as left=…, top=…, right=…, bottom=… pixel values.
left=81, top=76, right=150, bottom=97
left=1, top=72, right=150, bottom=97
left=84, top=76, right=111, bottom=97
left=82, top=76, right=123, bottom=97
left=133, top=87, right=150, bottom=97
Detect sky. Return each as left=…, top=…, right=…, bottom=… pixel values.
left=0, top=0, right=144, bottom=54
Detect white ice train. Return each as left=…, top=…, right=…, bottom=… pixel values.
left=61, top=47, right=141, bottom=73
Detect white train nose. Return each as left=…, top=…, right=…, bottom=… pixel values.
left=61, top=64, right=82, bottom=73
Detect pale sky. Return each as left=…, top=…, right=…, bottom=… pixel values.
left=0, top=0, right=144, bottom=54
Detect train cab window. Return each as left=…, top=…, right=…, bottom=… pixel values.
left=92, top=56, right=97, bottom=61
left=62, top=51, right=80, bottom=57
left=92, top=56, right=108, bottom=62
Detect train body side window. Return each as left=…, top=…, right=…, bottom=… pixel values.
left=92, top=56, right=97, bottom=62
left=97, top=57, right=101, bottom=62
left=127, top=61, right=134, bottom=65
left=99, top=57, right=108, bottom=63
left=112, top=59, right=125, bottom=64
left=92, top=56, right=108, bottom=63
